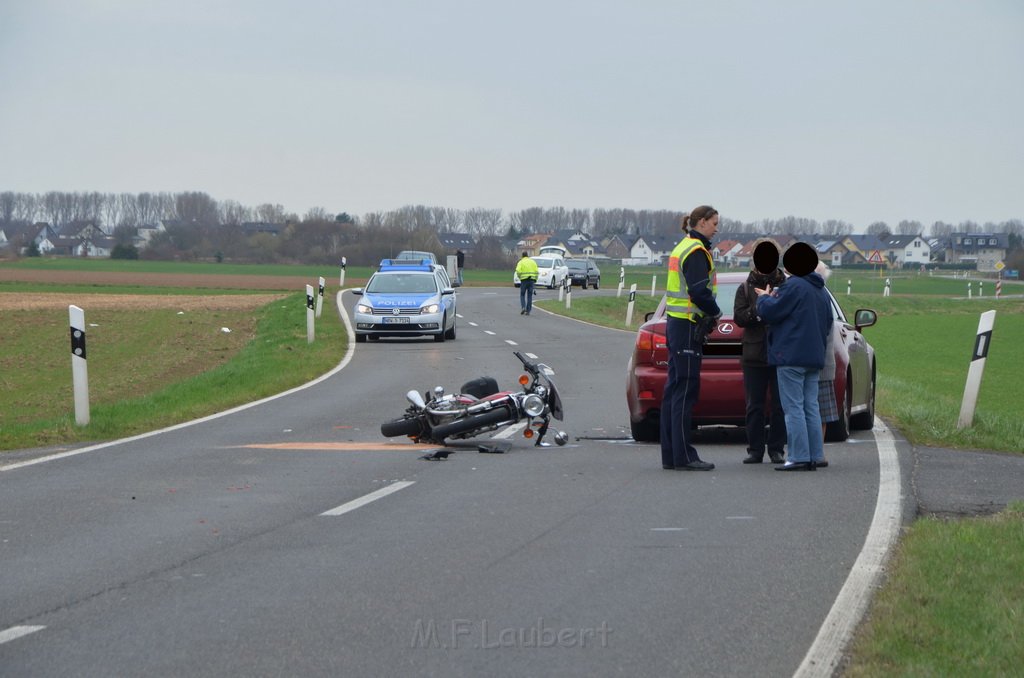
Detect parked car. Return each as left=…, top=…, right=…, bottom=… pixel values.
left=513, top=255, right=569, bottom=289
left=395, top=250, right=438, bottom=265
left=625, top=271, right=877, bottom=442
left=566, top=259, right=601, bottom=289
left=351, top=259, right=457, bottom=342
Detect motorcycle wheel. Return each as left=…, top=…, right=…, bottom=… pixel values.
left=381, top=416, right=426, bottom=438
left=430, top=407, right=510, bottom=442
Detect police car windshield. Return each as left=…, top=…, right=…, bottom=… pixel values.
left=366, top=273, right=438, bottom=294
left=534, top=258, right=555, bottom=269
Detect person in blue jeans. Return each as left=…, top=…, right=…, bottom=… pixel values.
left=754, top=242, right=833, bottom=471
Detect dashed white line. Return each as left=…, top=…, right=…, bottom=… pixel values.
left=492, top=422, right=527, bottom=440
left=0, top=626, right=45, bottom=645
left=484, top=330, right=496, bottom=335
left=505, top=339, right=518, bottom=346
left=320, top=481, right=416, bottom=517
left=468, top=322, right=479, bottom=327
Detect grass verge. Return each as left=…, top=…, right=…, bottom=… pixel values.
left=845, top=502, right=1024, bottom=676
left=0, top=292, right=346, bottom=452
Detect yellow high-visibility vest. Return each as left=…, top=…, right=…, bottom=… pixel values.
left=665, top=236, right=717, bottom=320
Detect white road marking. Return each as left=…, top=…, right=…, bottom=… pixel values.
left=650, top=527, right=689, bottom=532
left=0, top=626, right=45, bottom=645
left=492, top=422, right=527, bottom=439
left=525, top=353, right=538, bottom=359
left=484, top=330, right=496, bottom=335
left=795, top=418, right=902, bottom=678
left=320, top=480, right=416, bottom=517
left=1, top=292, right=359, bottom=472
left=505, top=339, right=518, bottom=346
left=468, top=321, right=479, bottom=327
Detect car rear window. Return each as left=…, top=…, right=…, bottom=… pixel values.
left=366, top=273, right=438, bottom=294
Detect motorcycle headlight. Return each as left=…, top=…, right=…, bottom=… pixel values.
left=422, top=303, right=440, bottom=314
left=522, top=393, right=546, bottom=418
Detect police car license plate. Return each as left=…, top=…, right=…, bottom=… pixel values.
left=382, top=316, right=410, bottom=324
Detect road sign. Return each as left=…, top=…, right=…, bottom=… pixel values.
left=994, top=261, right=1005, bottom=271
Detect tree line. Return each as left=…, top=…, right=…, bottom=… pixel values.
left=2, top=190, right=1021, bottom=267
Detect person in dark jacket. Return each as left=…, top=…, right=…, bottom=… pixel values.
left=733, top=240, right=787, bottom=464
left=755, top=242, right=833, bottom=471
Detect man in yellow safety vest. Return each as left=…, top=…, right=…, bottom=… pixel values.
left=660, top=205, right=722, bottom=471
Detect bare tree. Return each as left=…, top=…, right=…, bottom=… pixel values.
left=175, top=191, right=220, bottom=225
left=254, top=203, right=287, bottom=224
left=896, top=220, right=923, bottom=235
left=0, top=192, right=15, bottom=223
left=865, top=221, right=891, bottom=239
left=464, top=208, right=504, bottom=237
left=929, top=221, right=954, bottom=238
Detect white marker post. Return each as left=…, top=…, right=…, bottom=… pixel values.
left=339, top=257, right=347, bottom=287
left=847, top=279, right=851, bottom=296
left=565, top=280, right=572, bottom=309
left=651, top=275, right=657, bottom=296
left=617, top=267, right=625, bottom=298
left=625, top=283, right=638, bottom=327
left=306, top=284, right=315, bottom=344
left=957, top=310, right=996, bottom=429
left=979, top=281, right=983, bottom=298
left=558, top=276, right=565, bottom=302
left=968, top=281, right=973, bottom=299
left=69, top=305, right=90, bottom=426
left=315, top=276, right=325, bottom=318
left=883, top=278, right=891, bottom=297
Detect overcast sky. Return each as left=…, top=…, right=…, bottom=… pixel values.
left=2, top=0, right=1021, bottom=229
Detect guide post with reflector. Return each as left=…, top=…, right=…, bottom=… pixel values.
left=957, top=310, right=996, bottom=429
left=69, top=305, right=90, bottom=426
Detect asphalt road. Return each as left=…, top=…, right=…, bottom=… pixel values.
left=0, top=285, right=890, bottom=677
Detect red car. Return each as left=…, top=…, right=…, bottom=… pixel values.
left=626, top=271, right=878, bottom=442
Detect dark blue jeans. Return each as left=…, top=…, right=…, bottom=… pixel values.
left=660, top=317, right=704, bottom=467
left=519, top=279, right=535, bottom=313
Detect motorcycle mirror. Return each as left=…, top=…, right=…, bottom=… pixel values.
left=405, top=390, right=426, bottom=408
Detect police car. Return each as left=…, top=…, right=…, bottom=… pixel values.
left=351, top=259, right=457, bottom=342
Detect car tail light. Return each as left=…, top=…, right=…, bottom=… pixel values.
left=634, top=327, right=665, bottom=365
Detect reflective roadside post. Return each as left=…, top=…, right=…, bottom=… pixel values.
left=847, top=279, right=852, bottom=296
left=625, top=284, right=637, bottom=327
left=69, top=305, right=90, bottom=426
left=651, top=274, right=657, bottom=296
left=315, top=276, right=325, bottom=318
left=617, top=267, right=625, bottom=298
left=339, top=256, right=347, bottom=287
left=306, top=284, right=315, bottom=344
left=957, top=310, right=996, bottom=429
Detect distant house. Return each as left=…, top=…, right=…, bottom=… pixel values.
left=713, top=239, right=742, bottom=267
left=840, top=235, right=887, bottom=266
left=134, top=222, right=166, bottom=250
left=602, top=235, right=631, bottom=261
left=1, top=222, right=58, bottom=255
left=944, top=233, right=1008, bottom=272
left=241, top=222, right=284, bottom=237
left=515, top=233, right=552, bottom=257
left=624, top=235, right=675, bottom=266
left=881, top=234, right=931, bottom=268
left=437, top=232, right=475, bottom=253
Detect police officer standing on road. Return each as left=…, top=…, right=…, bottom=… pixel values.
left=515, top=251, right=539, bottom=315
left=660, top=205, right=722, bottom=471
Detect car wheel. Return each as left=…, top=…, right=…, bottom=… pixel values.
left=445, top=319, right=456, bottom=340
left=434, top=315, right=447, bottom=342
left=594, top=277, right=600, bottom=290
left=630, top=417, right=660, bottom=443
left=850, top=362, right=876, bottom=430
left=355, top=333, right=367, bottom=343
left=580, top=279, right=587, bottom=290
left=825, top=377, right=851, bottom=442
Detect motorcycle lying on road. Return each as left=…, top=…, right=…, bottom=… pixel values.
left=380, top=351, right=568, bottom=447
